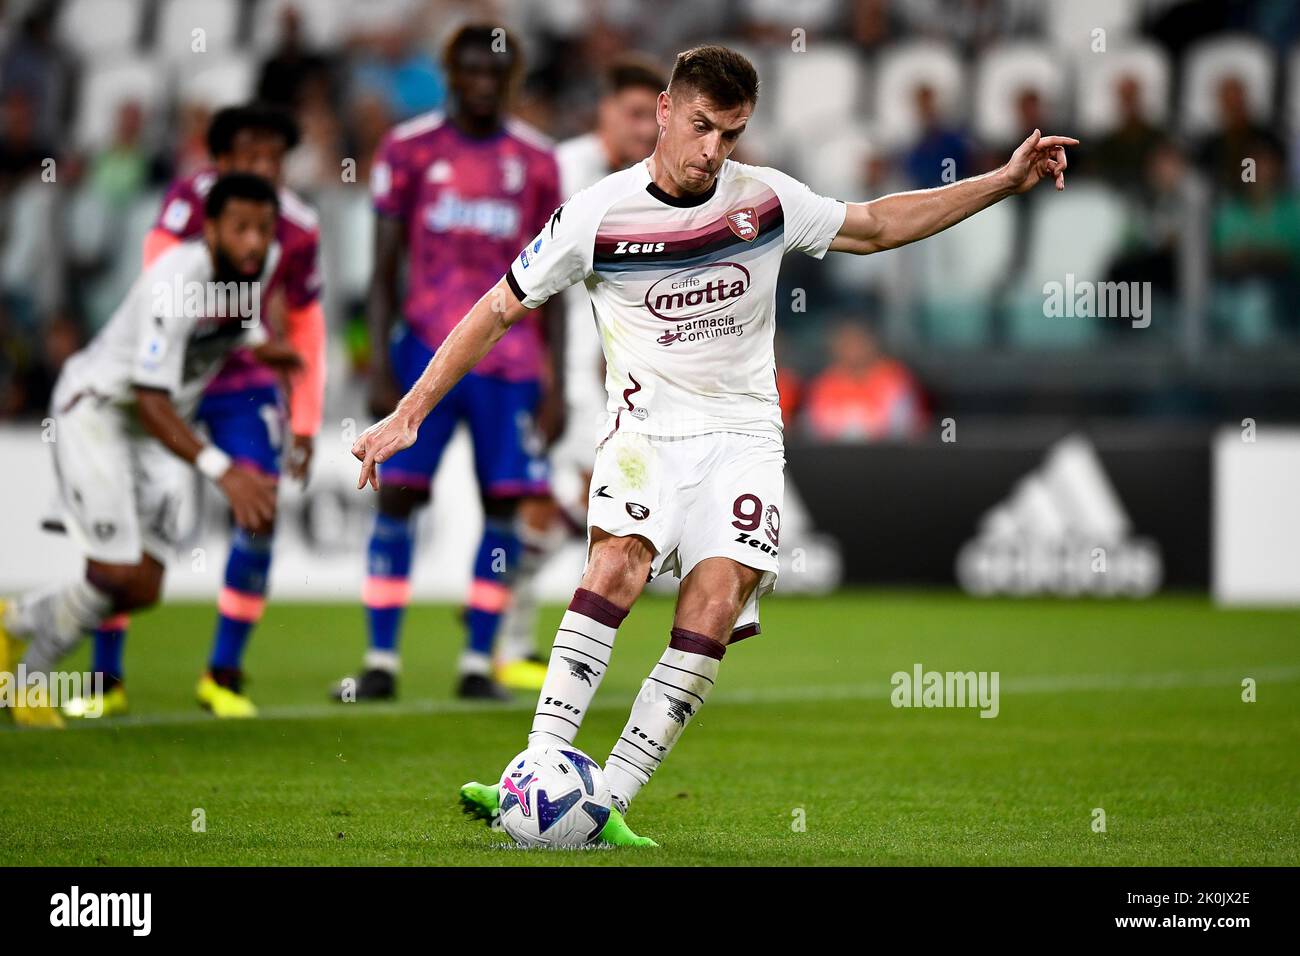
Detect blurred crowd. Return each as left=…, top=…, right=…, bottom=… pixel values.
left=2, top=0, right=1299, bottom=432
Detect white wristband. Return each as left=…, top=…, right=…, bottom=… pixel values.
left=196, top=445, right=232, bottom=482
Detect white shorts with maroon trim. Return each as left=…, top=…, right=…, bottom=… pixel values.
left=586, top=429, right=784, bottom=640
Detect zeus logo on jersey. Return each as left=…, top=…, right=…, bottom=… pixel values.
left=612, top=240, right=666, bottom=255
left=425, top=191, right=520, bottom=238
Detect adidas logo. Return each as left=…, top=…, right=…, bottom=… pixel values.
left=956, top=435, right=1162, bottom=597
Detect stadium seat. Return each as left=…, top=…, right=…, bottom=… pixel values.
left=913, top=200, right=1016, bottom=347
left=179, top=54, right=257, bottom=109
left=251, top=0, right=352, bottom=50
left=871, top=40, right=966, bottom=151
left=1180, top=34, right=1275, bottom=136
left=155, top=0, right=242, bottom=62
left=769, top=45, right=865, bottom=146
left=56, top=0, right=142, bottom=56
left=972, top=43, right=1069, bottom=146
left=1044, top=0, right=1139, bottom=57
left=1074, top=43, right=1172, bottom=138
left=73, top=59, right=167, bottom=152
left=1006, top=184, right=1128, bottom=348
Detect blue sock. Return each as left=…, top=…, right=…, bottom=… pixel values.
left=92, top=624, right=127, bottom=680
left=209, top=528, right=273, bottom=672
left=364, top=513, right=415, bottom=655
left=464, top=516, right=522, bottom=657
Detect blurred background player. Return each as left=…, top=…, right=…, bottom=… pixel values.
left=1, top=174, right=295, bottom=728
left=494, top=54, right=668, bottom=681
left=334, top=24, right=564, bottom=702
left=62, top=105, right=327, bottom=720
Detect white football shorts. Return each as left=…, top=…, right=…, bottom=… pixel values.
left=586, top=429, right=784, bottom=640
left=50, top=396, right=184, bottom=565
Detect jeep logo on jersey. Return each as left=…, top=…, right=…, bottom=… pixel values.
left=726, top=206, right=758, bottom=241
left=425, top=191, right=520, bottom=238
left=645, top=262, right=751, bottom=321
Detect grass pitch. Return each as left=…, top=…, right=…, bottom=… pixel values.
left=2, top=592, right=1297, bottom=866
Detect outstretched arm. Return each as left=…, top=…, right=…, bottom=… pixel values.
left=351, top=276, right=531, bottom=490
left=830, top=129, right=1079, bottom=256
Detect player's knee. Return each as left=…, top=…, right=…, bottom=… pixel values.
left=585, top=534, right=653, bottom=598
left=86, top=562, right=163, bottom=612
left=379, top=484, right=429, bottom=519
left=676, top=597, right=743, bottom=642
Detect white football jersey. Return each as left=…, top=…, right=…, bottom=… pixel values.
left=508, top=158, right=845, bottom=441
left=53, top=239, right=276, bottom=422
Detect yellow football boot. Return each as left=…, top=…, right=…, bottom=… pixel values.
left=494, top=656, right=548, bottom=691
left=62, top=682, right=129, bottom=719
left=12, top=681, right=66, bottom=729
left=196, top=673, right=257, bottom=718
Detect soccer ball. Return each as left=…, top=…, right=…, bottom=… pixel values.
left=497, top=745, right=611, bottom=848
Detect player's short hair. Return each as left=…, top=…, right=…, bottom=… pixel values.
left=668, top=45, right=758, bottom=109
left=604, top=55, right=667, bottom=98
left=206, top=104, right=301, bottom=158
left=442, top=22, right=523, bottom=81
left=204, top=172, right=279, bottom=221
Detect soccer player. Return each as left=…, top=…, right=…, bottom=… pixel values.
left=0, top=174, right=298, bottom=729
left=350, top=46, right=1076, bottom=844
left=334, top=24, right=563, bottom=702
left=63, top=104, right=326, bottom=720
left=495, top=55, right=667, bottom=679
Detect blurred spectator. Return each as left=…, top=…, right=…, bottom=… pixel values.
left=903, top=83, right=971, bottom=188
left=87, top=102, right=156, bottom=209
left=1195, top=75, right=1285, bottom=196
left=0, top=1, right=72, bottom=144
left=0, top=87, right=49, bottom=196
left=1106, top=140, right=1210, bottom=331
left=257, top=3, right=338, bottom=111
left=284, top=75, right=348, bottom=192
left=350, top=24, right=444, bottom=121
left=849, top=0, right=895, bottom=51
left=1211, top=143, right=1300, bottom=335
left=803, top=322, right=926, bottom=442
left=1088, top=74, right=1166, bottom=192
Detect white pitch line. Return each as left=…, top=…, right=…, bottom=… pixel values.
left=6, top=665, right=1297, bottom=733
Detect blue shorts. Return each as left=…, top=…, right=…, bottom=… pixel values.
left=195, top=386, right=284, bottom=478
left=381, top=329, right=550, bottom=497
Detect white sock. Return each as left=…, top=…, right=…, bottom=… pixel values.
left=604, top=628, right=724, bottom=813
left=528, top=587, right=628, bottom=747
left=363, top=649, right=401, bottom=673
left=15, top=578, right=114, bottom=676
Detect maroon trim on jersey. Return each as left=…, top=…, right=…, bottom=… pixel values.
left=622, top=374, right=642, bottom=411
left=730, top=623, right=761, bottom=643
left=568, top=587, right=629, bottom=629
left=669, top=627, right=726, bottom=660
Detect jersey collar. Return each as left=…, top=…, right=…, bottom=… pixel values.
left=643, top=159, right=720, bottom=208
